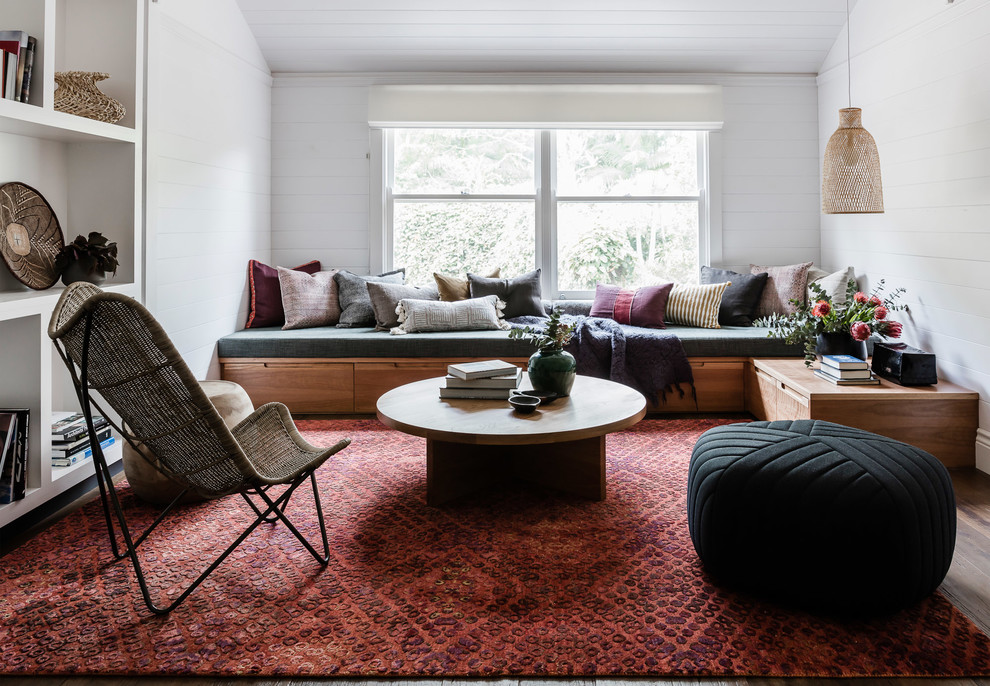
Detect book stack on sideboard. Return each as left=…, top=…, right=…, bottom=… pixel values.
left=814, top=354, right=880, bottom=386
left=440, top=360, right=522, bottom=400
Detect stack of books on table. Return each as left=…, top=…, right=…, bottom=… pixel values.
left=440, top=360, right=522, bottom=399
left=51, top=412, right=115, bottom=468
left=815, top=354, right=881, bottom=386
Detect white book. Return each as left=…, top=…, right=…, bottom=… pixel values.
left=444, top=368, right=522, bottom=389
left=447, top=359, right=519, bottom=380
left=817, top=366, right=873, bottom=380
left=51, top=428, right=112, bottom=457
left=52, top=436, right=115, bottom=467
left=813, top=370, right=880, bottom=386
left=439, top=387, right=513, bottom=400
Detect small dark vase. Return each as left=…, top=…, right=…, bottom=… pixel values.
left=816, top=332, right=867, bottom=361
left=60, top=261, right=106, bottom=287
left=528, top=348, right=577, bottom=396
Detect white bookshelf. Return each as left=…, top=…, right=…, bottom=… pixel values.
left=0, top=0, right=144, bottom=529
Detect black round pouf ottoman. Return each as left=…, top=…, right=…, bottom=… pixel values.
left=687, top=419, right=956, bottom=615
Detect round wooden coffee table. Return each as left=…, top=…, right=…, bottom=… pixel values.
left=377, top=374, right=646, bottom=505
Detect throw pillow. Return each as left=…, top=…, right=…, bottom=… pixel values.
left=589, top=283, right=673, bottom=328
left=334, top=269, right=406, bottom=328
left=277, top=267, right=339, bottom=330
left=391, top=295, right=511, bottom=334
left=245, top=259, right=321, bottom=328
left=468, top=268, right=543, bottom=318
left=807, top=265, right=856, bottom=306
left=666, top=282, right=730, bottom=329
left=750, top=261, right=813, bottom=318
left=434, top=268, right=501, bottom=301
left=700, top=266, right=769, bottom=327
left=367, top=281, right=439, bottom=331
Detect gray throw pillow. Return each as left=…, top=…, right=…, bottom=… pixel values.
left=334, top=269, right=405, bottom=327
left=367, top=281, right=439, bottom=330
left=700, top=266, right=769, bottom=327
left=468, top=268, right=543, bottom=318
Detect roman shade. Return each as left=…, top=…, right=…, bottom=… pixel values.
left=368, top=84, right=723, bottom=129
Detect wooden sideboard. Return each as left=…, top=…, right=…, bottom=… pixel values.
left=746, top=358, right=979, bottom=468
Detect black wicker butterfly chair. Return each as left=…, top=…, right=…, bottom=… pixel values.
left=48, top=282, right=350, bottom=614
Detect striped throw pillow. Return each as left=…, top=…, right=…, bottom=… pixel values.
left=667, top=282, right=730, bottom=329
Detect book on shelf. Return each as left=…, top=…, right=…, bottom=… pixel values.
left=814, top=369, right=880, bottom=386
left=820, top=354, right=870, bottom=371
left=438, top=387, right=514, bottom=400
left=52, top=412, right=108, bottom=443
left=0, top=413, right=17, bottom=492
left=52, top=436, right=115, bottom=468
left=817, top=365, right=874, bottom=380
left=444, top=368, right=522, bottom=389
left=447, top=359, right=519, bottom=380
left=0, top=408, right=29, bottom=503
left=0, top=30, right=28, bottom=101
left=52, top=427, right=112, bottom=458
left=19, top=35, right=35, bottom=103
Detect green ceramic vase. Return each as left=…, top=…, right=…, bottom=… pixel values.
left=527, top=348, right=577, bottom=396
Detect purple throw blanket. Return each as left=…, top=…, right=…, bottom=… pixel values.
left=509, top=315, right=695, bottom=407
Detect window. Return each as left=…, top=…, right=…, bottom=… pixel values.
left=383, top=128, right=708, bottom=297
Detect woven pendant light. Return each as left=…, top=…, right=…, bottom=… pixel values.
left=822, top=0, right=884, bottom=214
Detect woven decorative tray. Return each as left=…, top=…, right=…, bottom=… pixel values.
left=0, top=182, right=65, bottom=290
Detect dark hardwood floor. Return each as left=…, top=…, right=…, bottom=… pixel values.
left=2, top=458, right=989, bottom=686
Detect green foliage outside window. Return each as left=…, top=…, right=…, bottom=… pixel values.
left=392, top=129, right=700, bottom=289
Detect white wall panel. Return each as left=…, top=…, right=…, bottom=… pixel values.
left=818, top=0, right=990, bottom=470
left=270, top=75, right=821, bottom=278
left=147, top=1, right=272, bottom=379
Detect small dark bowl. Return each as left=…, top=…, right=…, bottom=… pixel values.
left=519, top=390, right=559, bottom=405
left=508, top=394, right=541, bottom=414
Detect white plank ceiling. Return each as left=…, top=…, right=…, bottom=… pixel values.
left=235, top=0, right=853, bottom=75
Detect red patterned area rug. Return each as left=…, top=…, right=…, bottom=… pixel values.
left=1, top=418, right=989, bottom=678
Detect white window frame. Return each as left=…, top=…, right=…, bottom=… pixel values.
left=372, top=128, right=716, bottom=300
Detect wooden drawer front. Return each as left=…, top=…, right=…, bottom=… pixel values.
left=355, top=361, right=452, bottom=413
left=751, top=365, right=780, bottom=419
left=745, top=365, right=809, bottom=421
left=653, top=361, right=745, bottom=413
left=222, top=362, right=353, bottom=413
left=776, top=382, right=811, bottom=420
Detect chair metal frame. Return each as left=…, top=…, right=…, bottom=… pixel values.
left=50, top=286, right=348, bottom=614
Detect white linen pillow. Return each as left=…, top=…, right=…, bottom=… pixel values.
left=807, top=266, right=856, bottom=305
left=391, top=295, right=510, bottom=334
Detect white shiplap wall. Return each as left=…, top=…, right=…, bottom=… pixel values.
left=270, top=74, right=821, bottom=277
left=720, top=79, right=821, bottom=270
left=818, top=0, right=990, bottom=472
left=147, top=0, right=272, bottom=379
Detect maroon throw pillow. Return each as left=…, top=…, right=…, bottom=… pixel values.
left=246, top=259, right=321, bottom=328
left=590, top=283, right=673, bottom=328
